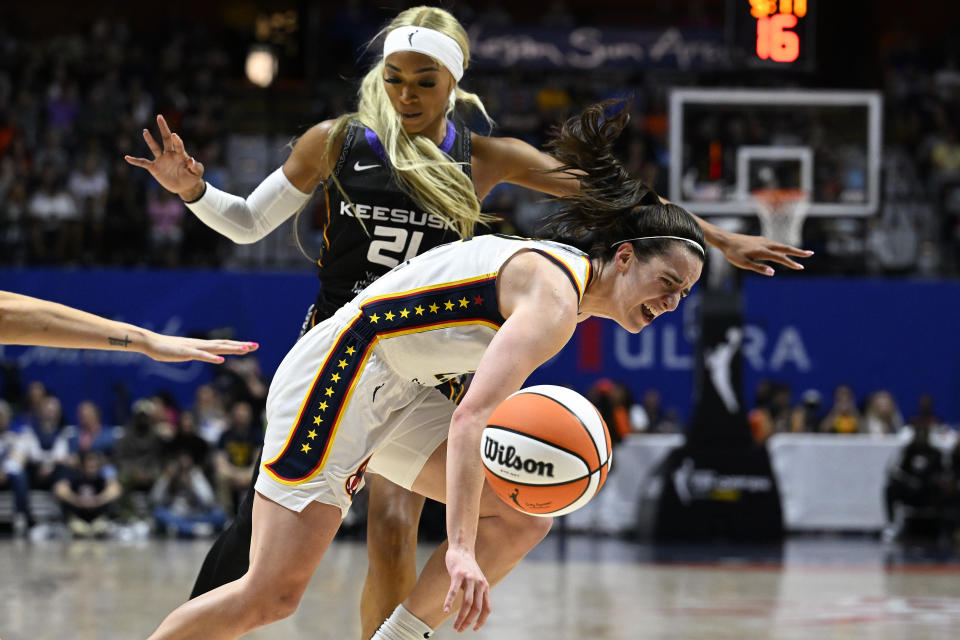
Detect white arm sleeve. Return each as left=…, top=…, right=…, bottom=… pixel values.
left=184, top=167, right=314, bottom=244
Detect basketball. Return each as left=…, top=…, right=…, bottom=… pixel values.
left=481, top=385, right=612, bottom=517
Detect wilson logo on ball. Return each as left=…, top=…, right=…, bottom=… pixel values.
left=481, top=385, right=612, bottom=517
left=483, top=435, right=555, bottom=478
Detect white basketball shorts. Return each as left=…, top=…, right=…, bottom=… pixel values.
left=255, top=306, right=454, bottom=517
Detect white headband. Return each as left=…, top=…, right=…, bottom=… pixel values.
left=611, top=236, right=705, bottom=256
left=383, top=26, right=465, bottom=82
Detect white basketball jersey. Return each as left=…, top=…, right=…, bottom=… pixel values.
left=345, top=234, right=593, bottom=385
left=261, top=235, right=592, bottom=491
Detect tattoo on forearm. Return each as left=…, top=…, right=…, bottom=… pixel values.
left=108, top=335, right=132, bottom=348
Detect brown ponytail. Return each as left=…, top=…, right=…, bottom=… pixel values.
left=540, top=100, right=705, bottom=263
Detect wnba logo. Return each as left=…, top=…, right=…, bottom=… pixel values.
left=483, top=435, right=554, bottom=478
left=345, top=456, right=371, bottom=500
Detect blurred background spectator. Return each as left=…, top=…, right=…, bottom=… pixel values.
left=53, top=450, right=121, bottom=538
left=114, top=398, right=165, bottom=516
left=784, top=389, right=823, bottom=434
left=883, top=425, right=949, bottom=541
left=21, top=395, right=69, bottom=491
left=862, top=391, right=905, bottom=436
left=0, top=399, right=31, bottom=534
left=64, top=400, right=122, bottom=461
left=587, top=379, right=633, bottom=446
left=151, top=451, right=226, bottom=538
left=213, top=400, right=262, bottom=516
left=819, top=385, right=862, bottom=434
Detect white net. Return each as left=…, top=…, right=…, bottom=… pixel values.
left=750, top=188, right=810, bottom=247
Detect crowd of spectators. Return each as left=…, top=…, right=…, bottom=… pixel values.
left=0, top=17, right=235, bottom=267
left=589, top=375, right=960, bottom=541
left=0, top=354, right=266, bottom=540
left=588, top=375, right=954, bottom=443
left=746, top=381, right=950, bottom=440
left=0, top=5, right=956, bottom=273
left=743, top=380, right=960, bottom=541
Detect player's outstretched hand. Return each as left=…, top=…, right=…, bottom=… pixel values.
left=124, top=114, right=206, bottom=201
left=444, top=546, right=492, bottom=632
left=141, top=332, right=259, bottom=364
left=720, top=232, right=814, bottom=276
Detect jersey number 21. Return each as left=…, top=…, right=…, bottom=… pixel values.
left=367, top=225, right=424, bottom=268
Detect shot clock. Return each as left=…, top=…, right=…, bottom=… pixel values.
left=728, top=0, right=815, bottom=70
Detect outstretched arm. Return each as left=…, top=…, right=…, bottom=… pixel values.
left=442, top=253, right=578, bottom=632
left=0, top=291, right=257, bottom=364
left=691, top=213, right=813, bottom=276
left=125, top=115, right=338, bottom=244
left=472, top=135, right=812, bottom=275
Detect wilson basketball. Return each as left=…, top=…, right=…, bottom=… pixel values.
left=481, top=385, right=612, bottom=517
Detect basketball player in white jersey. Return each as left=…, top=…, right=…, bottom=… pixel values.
left=126, top=7, right=810, bottom=637
left=144, top=101, right=704, bottom=639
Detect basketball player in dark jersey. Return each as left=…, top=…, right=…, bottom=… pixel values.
left=126, top=7, right=811, bottom=638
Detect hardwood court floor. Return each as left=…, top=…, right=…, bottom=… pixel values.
left=2, top=534, right=960, bottom=640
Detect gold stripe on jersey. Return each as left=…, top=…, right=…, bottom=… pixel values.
left=264, top=310, right=376, bottom=485
left=361, top=272, right=500, bottom=306
left=530, top=249, right=592, bottom=303
left=317, top=185, right=332, bottom=267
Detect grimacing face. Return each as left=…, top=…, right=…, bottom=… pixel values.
left=383, top=50, right=454, bottom=140
left=611, top=243, right=702, bottom=334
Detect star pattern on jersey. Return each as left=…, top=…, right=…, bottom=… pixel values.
left=273, top=279, right=504, bottom=482
left=363, top=290, right=493, bottom=330
left=294, top=337, right=362, bottom=461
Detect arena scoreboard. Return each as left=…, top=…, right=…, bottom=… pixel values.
left=728, top=0, right=815, bottom=69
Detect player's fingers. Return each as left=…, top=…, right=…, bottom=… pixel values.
left=776, top=256, right=806, bottom=270
left=175, top=348, right=225, bottom=364
left=741, top=260, right=775, bottom=276
left=455, top=581, right=476, bottom=631
left=171, top=132, right=186, bottom=155
left=142, top=129, right=163, bottom=158
left=756, top=249, right=805, bottom=270
left=767, top=242, right=814, bottom=257
left=187, top=157, right=205, bottom=176
left=443, top=575, right=462, bottom=615
left=124, top=155, right=152, bottom=169
left=157, top=114, right=173, bottom=147
left=198, top=340, right=259, bottom=355
left=474, top=588, right=492, bottom=630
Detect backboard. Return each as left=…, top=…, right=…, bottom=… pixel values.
left=668, top=88, right=883, bottom=217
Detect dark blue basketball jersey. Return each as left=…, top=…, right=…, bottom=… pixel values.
left=315, top=120, right=472, bottom=310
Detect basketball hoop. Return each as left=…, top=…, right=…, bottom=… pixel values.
left=750, top=188, right=810, bottom=247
